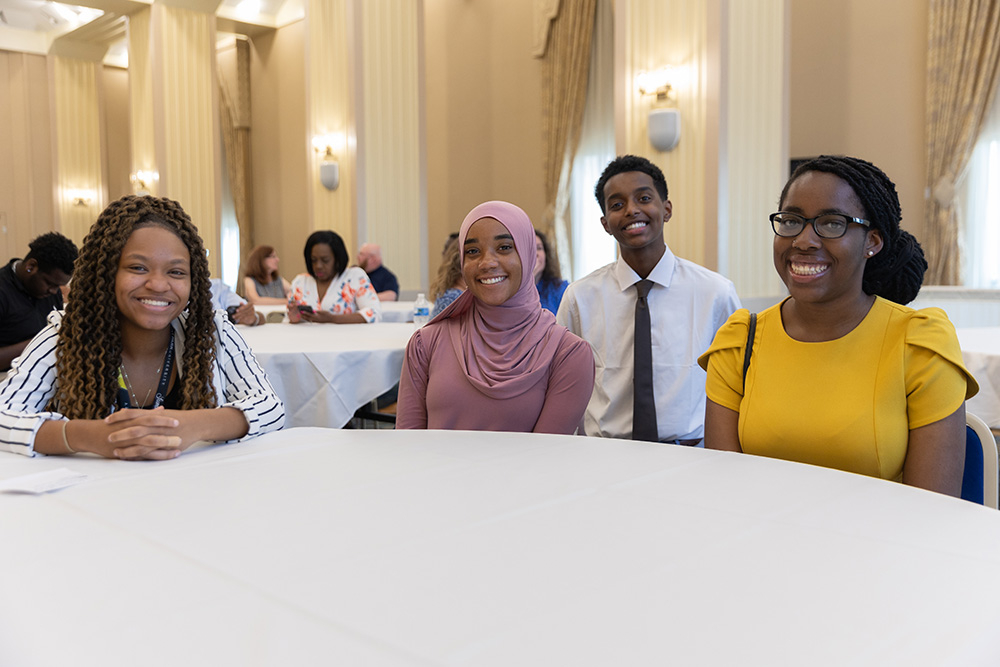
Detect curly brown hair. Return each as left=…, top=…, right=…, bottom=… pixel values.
left=430, top=236, right=463, bottom=301
left=48, top=195, right=218, bottom=418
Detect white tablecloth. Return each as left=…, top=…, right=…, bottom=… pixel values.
left=253, top=301, right=414, bottom=323
left=380, top=300, right=415, bottom=323
left=958, top=326, right=1000, bottom=429
left=3, top=428, right=1000, bottom=666
left=239, top=322, right=414, bottom=427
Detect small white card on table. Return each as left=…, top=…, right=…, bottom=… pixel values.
left=0, top=468, right=89, bottom=494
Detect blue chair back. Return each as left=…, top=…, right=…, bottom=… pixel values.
left=961, top=424, right=985, bottom=505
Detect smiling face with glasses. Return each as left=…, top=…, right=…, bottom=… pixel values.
left=772, top=171, right=883, bottom=312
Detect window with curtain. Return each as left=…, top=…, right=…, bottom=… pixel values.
left=568, top=0, right=614, bottom=280
left=958, top=86, right=1000, bottom=288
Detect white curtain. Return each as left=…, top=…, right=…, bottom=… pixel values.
left=566, top=0, right=615, bottom=280
left=957, top=86, right=1000, bottom=287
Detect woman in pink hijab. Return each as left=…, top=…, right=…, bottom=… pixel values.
left=396, top=201, right=595, bottom=433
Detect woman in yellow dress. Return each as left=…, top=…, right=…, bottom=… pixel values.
left=699, top=155, right=978, bottom=496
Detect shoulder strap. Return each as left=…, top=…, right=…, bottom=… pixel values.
left=742, top=312, right=757, bottom=393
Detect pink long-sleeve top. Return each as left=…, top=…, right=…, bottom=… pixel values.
left=395, top=314, right=595, bottom=434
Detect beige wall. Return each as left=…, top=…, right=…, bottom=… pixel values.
left=358, top=0, right=425, bottom=291
left=2, top=2, right=933, bottom=287
left=790, top=0, right=928, bottom=241
left=52, top=56, right=104, bottom=245
left=424, top=0, right=546, bottom=273
left=615, top=0, right=787, bottom=297
left=103, top=65, right=132, bottom=202
left=249, top=20, right=309, bottom=278
left=0, top=50, right=55, bottom=259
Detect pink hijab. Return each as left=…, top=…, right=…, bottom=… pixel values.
left=434, top=201, right=565, bottom=399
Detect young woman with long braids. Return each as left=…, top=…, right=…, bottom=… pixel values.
left=0, top=195, right=285, bottom=459
left=699, top=155, right=978, bottom=496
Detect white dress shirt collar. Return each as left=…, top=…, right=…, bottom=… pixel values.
left=612, top=244, right=677, bottom=292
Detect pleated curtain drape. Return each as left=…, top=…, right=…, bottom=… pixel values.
left=219, top=38, right=254, bottom=288
left=924, top=0, right=1000, bottom=284
left=538, top=0, right=598, bottom=278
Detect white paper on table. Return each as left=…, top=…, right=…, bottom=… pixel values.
left=0, top=467, right=90, bottom=494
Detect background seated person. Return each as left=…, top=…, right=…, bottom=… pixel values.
left=0, top=195, right=285, bottom=459
left=210, top=278, right=264, bottom=326
left=699, top=155, right=978, bottom=497
left=533, top=229, right=568, bottom=315
left=288, top=231, right=381, bottom=323
left=357, top=243, right=399, bottom=301
left=242, top=244, right=291, bottom=305
left=0, top=232, right=78, bottom=371
left=430, top=236, right=465, bottom=317
left=396, top=200, right=594, bottom=433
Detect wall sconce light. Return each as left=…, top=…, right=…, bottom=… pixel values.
left=637, top=66, right=681, bottom=152
left=130, top=170, right=158, bottom=195
left=66, top=189, right=93, bottom=206
left=636, top=66, right=676, bottom=101
left=312, top=135, right=340, bottom=191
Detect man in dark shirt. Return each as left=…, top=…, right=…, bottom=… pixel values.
left=357, top=243, right=400, bottom=301
left=0, top=232, right=79, bottom=371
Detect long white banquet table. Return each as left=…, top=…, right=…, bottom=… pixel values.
left=381, top=300, right=415, bottom=323
left=3, top=428, right=1000, bottom=666
left=239, top=322, right=414, bottom=427
left=957, top=326, right=1000, bottom=430
left=255, top=301, right=414, bottom=323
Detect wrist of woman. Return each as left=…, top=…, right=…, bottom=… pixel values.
left=61, top=419, right=75, bottom=454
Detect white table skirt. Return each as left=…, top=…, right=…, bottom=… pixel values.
left=3, top=428, right=1000, bottom=666
left=239, top=322, right=414, bottom=427
left=957, top=327, right=1000, bottom=429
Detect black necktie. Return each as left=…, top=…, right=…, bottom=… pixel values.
left=633, top=280, right=658, bottom=441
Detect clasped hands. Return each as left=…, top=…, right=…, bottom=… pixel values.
left=75, top=408, right=199, bottom=460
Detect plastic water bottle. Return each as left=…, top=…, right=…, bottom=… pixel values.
left=413, top=293, right=431, bottom=328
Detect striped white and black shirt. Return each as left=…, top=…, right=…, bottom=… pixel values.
left=0, top=310, right=285, bottom=456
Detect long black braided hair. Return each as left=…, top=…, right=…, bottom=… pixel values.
left=779, top=155, right=927, bottom=305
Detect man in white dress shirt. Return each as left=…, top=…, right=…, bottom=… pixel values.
left=557, top=155, right=740, bottom=443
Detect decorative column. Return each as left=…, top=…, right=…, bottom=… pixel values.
left=129, top=1, right=221, bottom=274
left=51, top=55, right=105, bottom=245
left=356, top=0, right=425, bottom=291
left=306, top=0, right=355, bottom=251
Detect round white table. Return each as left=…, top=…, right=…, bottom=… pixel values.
left=3, top=428, right=1000, bottom=666
left=238, top=322, right=414, bottom=427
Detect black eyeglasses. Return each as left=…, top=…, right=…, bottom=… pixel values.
left=769, top=212, right=870, bottom=239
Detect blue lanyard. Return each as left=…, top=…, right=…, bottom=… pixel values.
left=116, top=329, right=176, bottom=410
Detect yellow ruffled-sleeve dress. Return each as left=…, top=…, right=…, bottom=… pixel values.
left=698, top=297, right=979, bottom=481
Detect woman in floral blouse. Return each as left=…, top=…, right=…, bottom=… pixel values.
left=287, top=230, right=381, bottom=324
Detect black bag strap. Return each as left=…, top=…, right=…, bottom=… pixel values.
left=742, top=312, right=757, bottom=393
